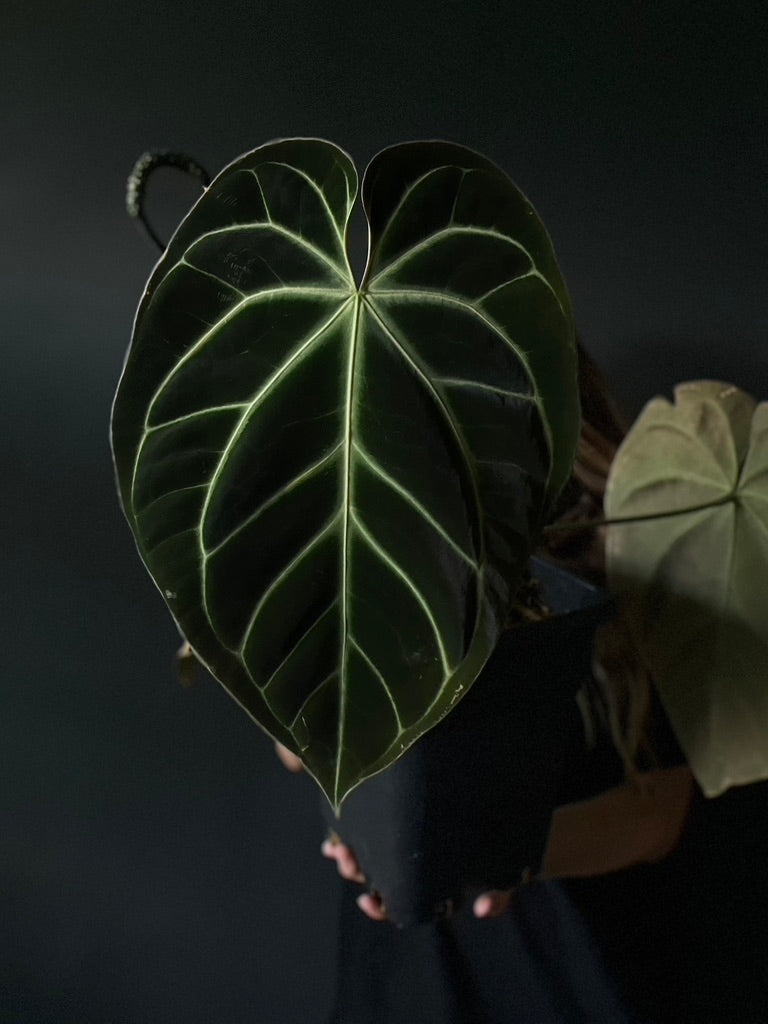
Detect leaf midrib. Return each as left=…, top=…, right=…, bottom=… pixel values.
left=335, top=294, right=362, bottom=802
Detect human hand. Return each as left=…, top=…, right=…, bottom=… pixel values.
left=277, top=741, right=692, bottom=921
left=321, top=837, right=515, bottom=921
left=274, top=741, right=304, bottom=773
left=274, top=741, right=515, bottom=918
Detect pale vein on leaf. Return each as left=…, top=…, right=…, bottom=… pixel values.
left=334, top=295, right=362, bottom=800
left=237, top=514, right=341, bottom=659
left=351, top=510, right=451, bottom=677
left=351, top=439, right=478, bottom=569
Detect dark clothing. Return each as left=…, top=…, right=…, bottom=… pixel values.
left=327, top=768, right=768, bottom=1022
left=330, top=877, right=631, bottom=1023
left=568, top=782, right=768, bottom=1024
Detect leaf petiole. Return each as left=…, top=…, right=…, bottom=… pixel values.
left=543, top=491, right=737, bottom=537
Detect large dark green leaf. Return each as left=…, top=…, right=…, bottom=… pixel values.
left=605, top=381, right=768, bottom=796
left=111, top=139, right=578, bottom=808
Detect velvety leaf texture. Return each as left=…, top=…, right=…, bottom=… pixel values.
left=111, top=139, right=578, bottom=808
left=605, top=381, right=768, bottom=797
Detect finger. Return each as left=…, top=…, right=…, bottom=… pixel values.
left=357, top=892, right=388, bottom=922
left=473, top=889, right=514, bottom=919
left=321, top=840, right=366, bottom=883
left=274, top=742, right=303, bottom=773
left=320, top=838, right=350, bottom=864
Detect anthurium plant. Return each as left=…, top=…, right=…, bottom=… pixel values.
left=605, top=380, right=768, bottom=796
left=111, top=138, right=768, bottom=810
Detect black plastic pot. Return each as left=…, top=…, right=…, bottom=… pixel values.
left=321, top=557, right=610, bottom=927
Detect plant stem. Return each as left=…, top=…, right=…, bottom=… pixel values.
left=542, top=492, right=736, bottom=537
left=126, top=151, right=211, bottom=252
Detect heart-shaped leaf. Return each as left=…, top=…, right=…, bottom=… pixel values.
left=605, top=381, right=768, bottom=796
left=111, top=139, right=578, bottom=808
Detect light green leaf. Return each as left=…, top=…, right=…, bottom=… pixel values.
left=606, top=381, right=768, bottom=796
left=111, top=138, right=578, bottom=808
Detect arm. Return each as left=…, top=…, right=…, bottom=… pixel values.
left=474, top=766, right=695, bottom=918
left=543, top=765, right=694, bottom=879
left=276, top=747, right=695, bottom=920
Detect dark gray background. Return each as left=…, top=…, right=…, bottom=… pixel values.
left=2, top=2, right=766, bottom=1021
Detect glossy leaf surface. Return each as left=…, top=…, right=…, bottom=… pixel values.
left=606, top=381, right=768, bottom=796
left=112, top=139, right=578, bottom=807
